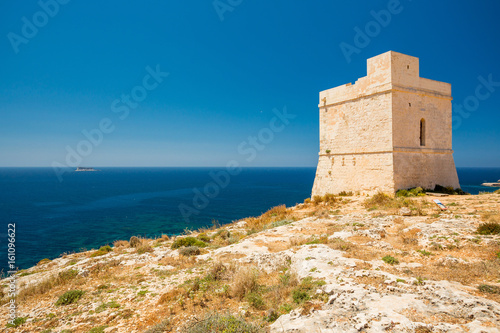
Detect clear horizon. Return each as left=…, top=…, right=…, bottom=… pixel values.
left=1, top=1, right=499, bottom=168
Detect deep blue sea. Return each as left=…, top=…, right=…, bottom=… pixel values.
left=0, top=167, right=499, bottom=273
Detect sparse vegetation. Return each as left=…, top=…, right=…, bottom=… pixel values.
left=382, top=255, right=399, bottom=265
left=136, top=244, right=154, bottom=254
left=185, top=313, right=264, bottom=333
left=37, top=258, right=51, bottom=266
left=6, top=316, right=27, bottom=328
left=476, top=222, right=500, bottom=235
left=179, top=246, right=201, bottom=257
left=129, top=236, right=142, bottom=248
left=171, top=237, right=208, bottom=249
left=88, top=325, right=108, bottom=333
left=396, top=187, right=425, bottom=197
left=478, top=284, right=500, bottom=294
left=91, top=245, right=113, bottom=257
left=55, top=290, right=84, bottom=305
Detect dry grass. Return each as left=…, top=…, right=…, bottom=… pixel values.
left=364, top=192, right=428, bottom=215
left=17, top=268, right=81, bottom=302
left=113, top=240, right=129, bottom=248
left=243, top=204, right=293, bottom=231
left=231, top=267, right=259, bottom=299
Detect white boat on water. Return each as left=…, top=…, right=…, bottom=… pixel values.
left=75, top=167, right=99, bottom=172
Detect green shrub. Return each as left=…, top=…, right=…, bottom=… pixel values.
left=58, top=269, right=79, bottom=281
left=185, top=313, right=263, bottom=333
left=279, top=303, right=293, bottom=314
left=88, top=326, right=108, bottom=333
left=55, top=290, right=84, bottom=305
left=245, top=292, right=265, bottom=309
left=432, top=185, right=468, bottom=195
left=494, top=189, right=500, bottom=194
left=396, top=187, right=425, bottom=197
left=171, top=237, right=207, bottom=249
left=179, top=246, right=201, bottom=257
left=91, top=245, right=113, bottom=257
left=496, top=251, right=500, bottom=259
left=417, top=249, right=433, bottom=257
left=478, top=284, right=500, bottom=294
left=197, top=233, right=211, bottom=243
left=304, top=198, right=311, bottom=204
left=338, top=191, right=353, bottom=196
left=292, top=290, right=309, bottom=304
left=6, top=316, right=27, bottom=328
left=382, top=255, right=399, bottom=265
left=477, top=222, right=500, bottom=235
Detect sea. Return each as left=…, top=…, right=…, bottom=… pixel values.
left=0, top=167, right=499, bottom=273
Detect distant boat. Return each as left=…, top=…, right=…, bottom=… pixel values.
left=481, top=179, right=500, bottom=187
left=75, top=167, right=99, bottom=172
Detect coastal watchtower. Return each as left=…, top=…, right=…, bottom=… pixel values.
left=312, top=51, right=460, bottom=196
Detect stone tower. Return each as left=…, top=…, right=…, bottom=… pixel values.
left=312, top=51, right=460, bottom=196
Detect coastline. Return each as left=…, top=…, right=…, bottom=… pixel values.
left=2, top=191, right=499, bottom=332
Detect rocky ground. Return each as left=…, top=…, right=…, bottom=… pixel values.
left=1, top=192, right=500, bottom=332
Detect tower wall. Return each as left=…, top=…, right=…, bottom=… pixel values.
left=312, top=51, right=460, bottom=197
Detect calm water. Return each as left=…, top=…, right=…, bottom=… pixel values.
left=0, top=167, right=498, bottom=272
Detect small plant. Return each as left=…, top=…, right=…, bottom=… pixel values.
left=137, top=290, right=149, bottom=296
left=279, top=303, right=293, bottom=314
left=417, top=249, right=433, bottom=257
left=144, top=319, right=172, bottom=333
left=197, top=233, right=211, bottom=243
left=88, top=326, right=108, bottom=333
left=382, top=255, right=399, bottom=265
left=246, top=292, right=265, bottom=309
left=55, top=290, right=84, bottom=305
left=184, top=313, right=263, bottom=333
left=414, top=277, right=425, bottom=285
left=304, top=198, right=311, bottom=204
left=136, top=244, right=154, bottom=254
left=396, top=278, right=406, bottom=283
left=6, top=316, right=27, bottom=328
left=179, top=246, right=201, bottom=257
left=58, top=269, right=79, bottom=281
left=325, top=149, right=331, bottom=153
left=496, top=251, right=500, bottom=259
left=477, top=284, right=500, bottom=294
left=37, top=258, right=51, bottom=265
left=129, top=236, right=142, bottom=248
left=292, top=290, right=310, bottom=304
left=338, top=191, right=353, bottom=196
left=91, top=245, right=113, bottom=257
left=171, top=237, right=207, bottom=249
left=476, top=222, right=500, bottom=235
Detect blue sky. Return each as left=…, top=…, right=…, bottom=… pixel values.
left=0, top=0, right=499, bottom=167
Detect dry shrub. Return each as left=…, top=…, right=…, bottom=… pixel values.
left=129, top=236, right=142, bottom=248
left=231, top=266, right=259, bottom=299
left=207, top=261, right=228, bottom=281
left=400, top=228, right=421, bottom=245
left=18, top=268, right=82, bottom=302
left=244, top=205, right=290, bottom=231
left=157, top=288, right=183, bottom=305
left=364, top=192, right=426, bottom=215
left=327, top=238, right=353, bottom=251
left=113, top=240, right=129, bottom=248
left=136, top=244, right=154, bottom=254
